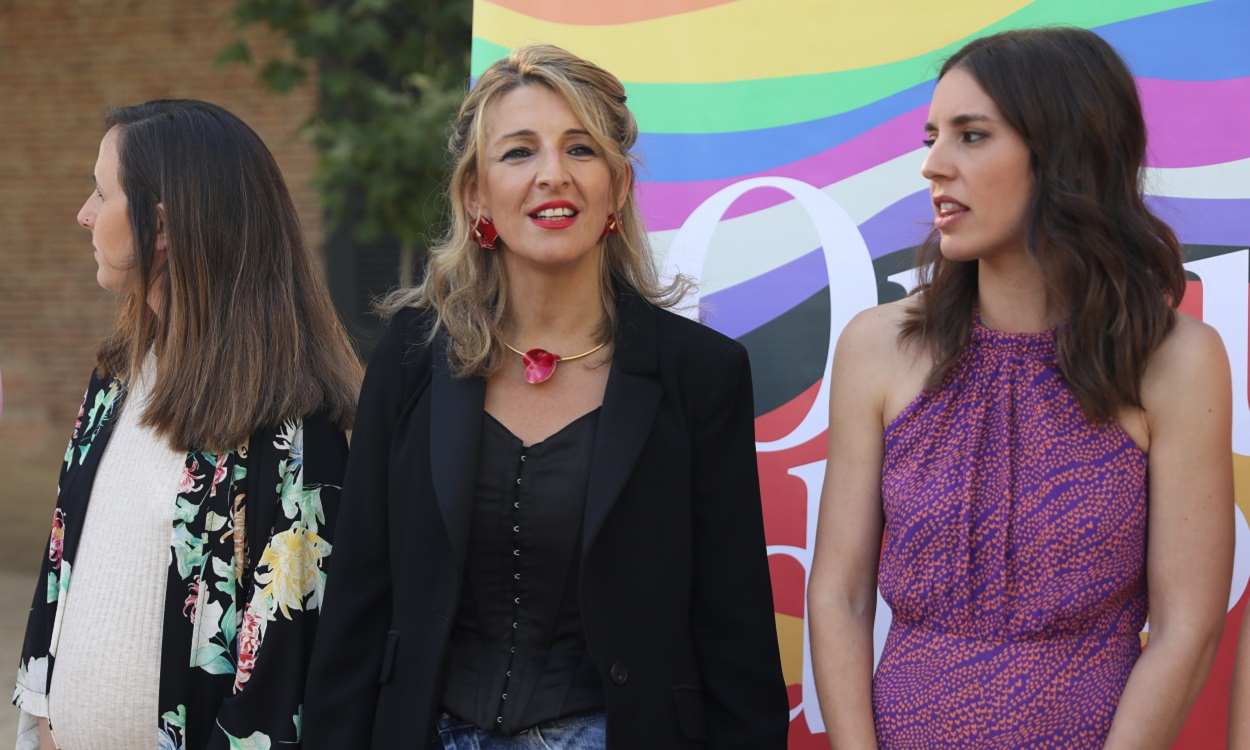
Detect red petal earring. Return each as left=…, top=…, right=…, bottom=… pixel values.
left=600, top=214, right=619, bottom=239
left=472, top=216, right=499, bottom=249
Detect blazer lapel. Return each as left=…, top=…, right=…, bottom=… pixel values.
left=430, top=335, right=485, bottom=570
left=583, top=292, right=662, bottom=554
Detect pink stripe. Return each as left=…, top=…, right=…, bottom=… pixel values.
left=637, top=106, right=928, bottom=231
left=1140, top=77, right=1250, bottom=168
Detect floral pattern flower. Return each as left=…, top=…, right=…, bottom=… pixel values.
left=178, top=459, right=204, bottom=495
left=233, top=606, right=262, bottom=694
left=48, top=509, right=65, bottom=570
left=182, top=579, right=200, bottom=621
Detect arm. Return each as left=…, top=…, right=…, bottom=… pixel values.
left=301, top=314, right=412, bottom=749
left=1104, top=318, right=1234, bottom=748
left=807, top=308, right=895, bottom=750
left=208, top=416, right=349, bottom=748
left=690, top=343, right=790, bottom=749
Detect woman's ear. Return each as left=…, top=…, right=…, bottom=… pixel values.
left=464, top=175, right=488, bottom=223
left=615, top=161, right=634, bottom=213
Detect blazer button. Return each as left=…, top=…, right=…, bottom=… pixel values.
left=609, top=662, right=629, bottom=685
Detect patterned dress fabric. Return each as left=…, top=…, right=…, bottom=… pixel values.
left=873, top=318, right=1149, bottom=749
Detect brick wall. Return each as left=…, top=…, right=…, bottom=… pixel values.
left=0, top=1, right=321, bottom=569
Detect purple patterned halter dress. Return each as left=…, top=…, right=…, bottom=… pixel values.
left=873, top=318, right=1148, bottom=749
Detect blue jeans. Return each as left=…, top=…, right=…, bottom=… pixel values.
left=435, top=712, right=607, bottom=750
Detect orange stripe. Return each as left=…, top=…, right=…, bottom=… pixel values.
left=485, top=0, right=733, bottom=26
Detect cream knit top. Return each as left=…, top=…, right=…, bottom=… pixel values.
left=44, top=355, right=184, bottom=749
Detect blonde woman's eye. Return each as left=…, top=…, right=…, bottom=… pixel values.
left=501, top=147, right=531, bottom=161
left=569, top=144, right=596, bottom=157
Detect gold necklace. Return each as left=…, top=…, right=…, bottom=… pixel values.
left=503, top=340, right=608, bottom=384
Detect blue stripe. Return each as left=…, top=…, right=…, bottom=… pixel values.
left=1098, top=0, right=1250, bottom=80
left=633, top=82, right=932, bottom=183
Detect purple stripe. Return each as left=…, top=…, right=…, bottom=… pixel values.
left=637, top=107, right=928, bottom=231
left=1140, top=77, right=1250, bottom=168
left=1147, top=195, right=1250, bottom=246
left=859, top=190, right=934, bottom=259
left=701, top=248, right=827, bottom=338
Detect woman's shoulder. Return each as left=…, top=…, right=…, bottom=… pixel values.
left=835, top=295, right=923, bottom=371
left=650, top=304, right=747, bottom=367
left=1141, top=311, right=1229, bottom=409
left=368, top=305, right=438, bottom=372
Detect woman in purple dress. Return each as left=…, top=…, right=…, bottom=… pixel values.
left=807, top=28, right=1233, bottom=749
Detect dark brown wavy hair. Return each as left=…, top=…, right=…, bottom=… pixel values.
left=900, top=27, right=1186, bottom=422
left=96, top=100, right=362, bottom=451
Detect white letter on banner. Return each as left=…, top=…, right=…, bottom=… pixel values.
left=1184, top=249, right=1250, bottom=611
left=660, top=177, right=878, bottom=452
left=660, top=178, right=879, bottom=733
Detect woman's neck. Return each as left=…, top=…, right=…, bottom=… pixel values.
left=502, top=255, right=607, bottom=351
left=975, top=250, right=1053, bottom=333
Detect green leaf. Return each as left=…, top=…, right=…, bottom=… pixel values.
left=215, top=39, right=253, bottom=66
left=46, top=572, right=58, bottom=604
left=161, top=704, right=187, bottom=729
left=205, top=510, right=229, bottom=533
left=260, top=59, right=307, bottom=93
left=222, top=601, right=238, bottom=646
left=225, top=730, right=273, bottom=750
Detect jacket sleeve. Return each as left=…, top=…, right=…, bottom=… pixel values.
left=689, top=344, right=790, bottom=749
left=13, top=372, right=108, bottom=749
left=207, top=414, right=349, bottom=749
left=302, top=312, right=414, bottom=749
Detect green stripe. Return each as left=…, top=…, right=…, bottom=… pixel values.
left=471, top=0, right=1201, bottom=133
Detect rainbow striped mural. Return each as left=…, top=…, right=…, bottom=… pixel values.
left=471, top=1, right=1250, bottom=746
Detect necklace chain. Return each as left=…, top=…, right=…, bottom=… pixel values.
left=503, top=340, right=608, bottom=362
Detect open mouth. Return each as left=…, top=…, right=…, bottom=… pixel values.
left=529, top=201, right=579, bottom=229
left=933, top=197, right=969, bottom=230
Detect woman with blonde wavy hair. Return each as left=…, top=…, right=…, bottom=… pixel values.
left=304, top=44, right=788, bottom=749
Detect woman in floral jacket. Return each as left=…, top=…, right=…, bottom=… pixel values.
left=13, top=100, right=361, bottom=750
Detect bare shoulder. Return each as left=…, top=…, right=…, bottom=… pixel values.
left=835, top=295, right=921, bottom=369
left=1141, top=312, right=1230, bottom=412
left=831, top=296, right=931, bottom=429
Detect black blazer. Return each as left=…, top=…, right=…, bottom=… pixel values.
left=304, top=291, right=788, bottom=749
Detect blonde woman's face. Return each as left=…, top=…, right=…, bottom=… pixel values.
left=472, top=84, right=618, bottom=272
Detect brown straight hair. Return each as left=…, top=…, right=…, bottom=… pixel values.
left=900, top=28, right=1186, bottom=421
left=96, top=100, right=362, bottom=451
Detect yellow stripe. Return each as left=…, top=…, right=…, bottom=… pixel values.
left=474, top=0, right=1030, bottom=84
left=776, top=612, right=804, bottom=686
left=1233, top=454, right=1250, bottom=524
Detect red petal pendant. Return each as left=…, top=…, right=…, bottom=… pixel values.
left=521, top=348, right=561, bottom=384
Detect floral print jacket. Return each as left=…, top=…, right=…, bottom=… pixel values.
left=12, top=370, right=348, bottom=749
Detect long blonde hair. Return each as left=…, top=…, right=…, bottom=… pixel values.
left=382, top=44, right=687, bottom=377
